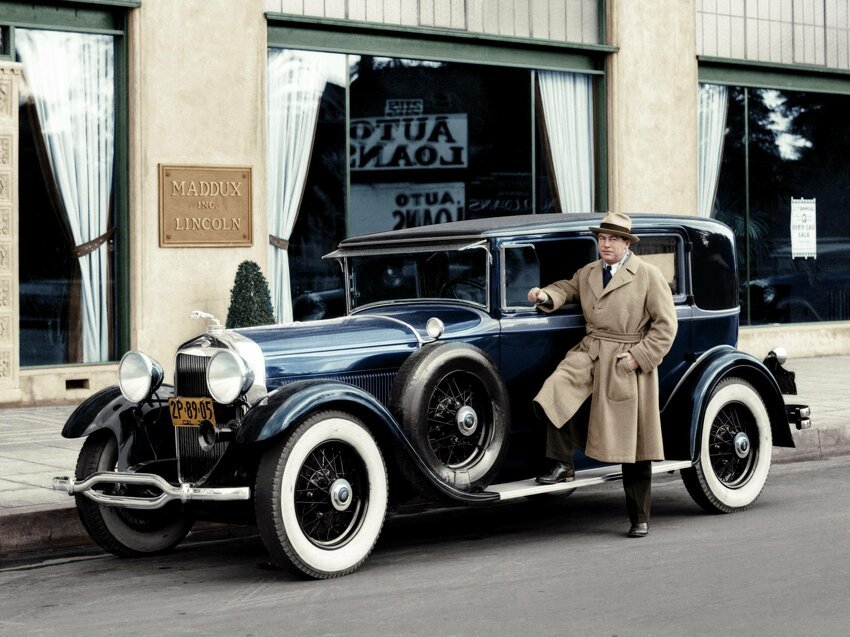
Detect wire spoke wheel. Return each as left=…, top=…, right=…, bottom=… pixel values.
left=391, top=342, right=510, bottom=492
left=294, top=441, right=367, bottom=547
left=255, top=411, right=388, bottom=579
left=425, top=370, right=491, bottom=469
left=708, top=402, right=758, bottom=488
left=682, top=377, right=773, bottom=514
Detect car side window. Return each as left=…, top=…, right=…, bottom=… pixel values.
left=631, top=235, right=681, bottom=296
left=502, top=237, right=596, bottom=311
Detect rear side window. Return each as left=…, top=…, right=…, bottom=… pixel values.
left=690, top=229, right=738, bottom=310
left=631, top=235, right=681, bottom=296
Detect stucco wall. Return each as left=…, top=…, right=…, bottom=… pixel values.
left=606, top=0, right=697, bottom=216
left=129, top=0, right=268, bottom=379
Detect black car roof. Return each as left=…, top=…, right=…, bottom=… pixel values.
left=332, top=213, right=730, bottom=251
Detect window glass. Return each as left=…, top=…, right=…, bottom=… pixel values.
left=269, top=49, right=597, bottom=323
left=17, top=29, right=117, bottom=365
left=690, top=229, right=738, bottom=310
left=268, top=49, right=347, bottom=322
left=535, top=237, right=597, bottom=287
left=632, top=236, right=680, bottom=295
left=349, top=56, right=532, bottom=235
left=348, top=246, right=488, bottom=309
left=714, top=87, right=850, bottom=324
left=503, top=245, right=540, bottom=308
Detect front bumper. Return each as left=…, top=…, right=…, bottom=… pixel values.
left=53, top=472, right=251, bottom=510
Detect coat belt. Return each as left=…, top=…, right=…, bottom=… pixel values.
left=586, top=328, right=643, bottom=344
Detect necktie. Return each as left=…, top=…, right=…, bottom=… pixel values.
left=603, top=264, right=612, bottom=288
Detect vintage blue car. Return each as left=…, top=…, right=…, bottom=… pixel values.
left=54, top=213, right=810, bottom=578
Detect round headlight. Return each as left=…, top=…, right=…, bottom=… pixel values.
left=119, top=351, right=164, bottom=403
left=206, top=350, right=254, bottom=404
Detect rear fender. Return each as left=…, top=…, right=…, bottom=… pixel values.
left=237, top=380, right=498, bottom=504
left=661, top=346, right=794, bottom=461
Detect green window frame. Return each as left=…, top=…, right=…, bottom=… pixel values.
left=1, top=0, right=134, bottom=361
left=267, top=14, right=614, bottom=213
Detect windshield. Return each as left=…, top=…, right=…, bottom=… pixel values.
left=348, top=246, right=488, bottom=310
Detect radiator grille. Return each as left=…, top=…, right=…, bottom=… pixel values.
left=174, top=352, right=227, bottom=484
left=175, top=353, right=207, bottom=397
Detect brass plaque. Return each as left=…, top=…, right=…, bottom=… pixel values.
left=159, top=164, right=252, bottom=247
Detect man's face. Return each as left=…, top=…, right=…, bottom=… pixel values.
left=597, top=232, right=630, bottom=265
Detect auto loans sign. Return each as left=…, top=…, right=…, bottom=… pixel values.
left=349, top=182, right=465, bottom=235
left=350, top=114, right=468, bottom=171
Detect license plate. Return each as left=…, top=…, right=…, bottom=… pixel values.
left=169, top=397, right=217, bottom=427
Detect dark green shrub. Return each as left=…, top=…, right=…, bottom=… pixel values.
left=225, top=260, right=275, bottom=328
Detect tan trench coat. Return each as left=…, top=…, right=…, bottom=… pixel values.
left=534, top=254, right=678, bottom=463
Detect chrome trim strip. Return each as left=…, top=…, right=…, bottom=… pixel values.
left=346, top=313, right=425, bottom=346
left=490, top=460, right=693, bottom=501
left=53, top=473, right=250, bottom=510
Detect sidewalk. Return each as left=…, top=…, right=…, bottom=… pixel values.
left=1, top=356, right=848, bottom=557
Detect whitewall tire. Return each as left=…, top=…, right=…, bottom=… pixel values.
left=682, top=377, right=773, bottom=513
left=255, top=411, right=388, bottom=579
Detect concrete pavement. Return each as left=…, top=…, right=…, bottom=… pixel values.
left=1, top=356, right=848, bottom=559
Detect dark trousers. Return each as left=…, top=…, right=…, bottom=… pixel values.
left=546, top=421, right=652, bottom=524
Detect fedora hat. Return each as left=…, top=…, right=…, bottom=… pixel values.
left=589, top=212, right=640, bottom=243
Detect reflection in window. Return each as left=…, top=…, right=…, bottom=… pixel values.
left=267, top=49, right=347, bottom=322
left=17, top=29, right=116, bottom=365
left=349, top=56, right=532, bottom=235
left=712, top=86, right=850, bottom=324
left=268, top=48, right=597, bottom=323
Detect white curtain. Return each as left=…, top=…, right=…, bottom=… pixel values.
left=267, top=49, right=329, bottom=323
left=17, top=29, right=115, bottom=363
left=537, top=70, right=595, bottom=213
left=697, top=83, right=728, bottom=218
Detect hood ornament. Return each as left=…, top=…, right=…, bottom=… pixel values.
left=191, top=310, right=224, bottom=333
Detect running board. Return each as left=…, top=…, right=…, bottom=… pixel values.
left=488, top=460, right=693, bottom=501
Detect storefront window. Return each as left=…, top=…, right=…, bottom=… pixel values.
left=268, top=48, right=596, bottom=322
left=17, top=29, right=117, bottom=365
left=711, top=85, right=850, bottom=324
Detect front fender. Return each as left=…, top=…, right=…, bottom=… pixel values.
left=237, top=380, right=498, bottom=504
left=61, top=385, right=176, bottom=472
left=661, top=346, right=794, bottom=461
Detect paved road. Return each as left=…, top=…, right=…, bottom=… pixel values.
left=2, top=457, right=849, bottom=636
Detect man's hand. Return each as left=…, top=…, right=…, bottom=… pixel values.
left=617, top=352, right=640, bottom=371
left=528, top=287, right=548, bottom=303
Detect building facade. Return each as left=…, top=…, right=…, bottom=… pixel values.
left=0, top=0, right=847, bottom=405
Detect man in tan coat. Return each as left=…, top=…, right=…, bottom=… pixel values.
left=528, top=212, right=677, bottom=538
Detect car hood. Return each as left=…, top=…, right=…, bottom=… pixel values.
left=234, top=305, right=490, bottom=383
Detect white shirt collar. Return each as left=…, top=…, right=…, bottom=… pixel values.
left=603, top=250, right=631, bottom=275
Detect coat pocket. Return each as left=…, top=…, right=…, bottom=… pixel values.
left=607, top=356, right=637, bottom=402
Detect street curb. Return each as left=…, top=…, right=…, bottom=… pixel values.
left=0, top=502, right=256, bottom=561
left=0, top=501, right=90, bottom=558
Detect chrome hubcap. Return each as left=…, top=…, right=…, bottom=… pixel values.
left=330, top=478, right=353, bottom=511
left=456, top=405, right=478, bottom=437
left=733, top=431, right=751, bottom=459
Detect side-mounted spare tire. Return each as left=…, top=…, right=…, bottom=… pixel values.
left=390, top=341, right=510, bottom=491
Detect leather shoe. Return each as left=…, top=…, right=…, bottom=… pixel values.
left=535, top=461, right=576, bottom=485
left=628, top=522, right=649, bottom=538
